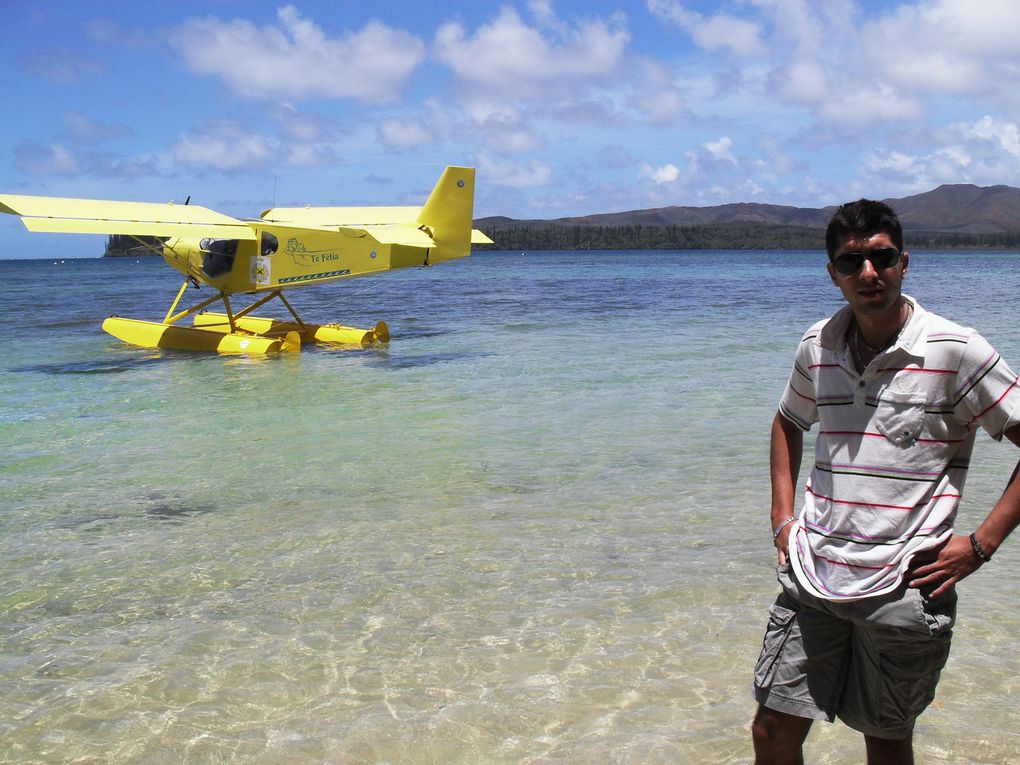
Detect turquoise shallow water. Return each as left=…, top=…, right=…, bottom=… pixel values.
left=2, top=250, right=1020, bottom=763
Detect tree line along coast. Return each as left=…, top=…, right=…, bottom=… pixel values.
left=468, top=223, right=1020, bottom=251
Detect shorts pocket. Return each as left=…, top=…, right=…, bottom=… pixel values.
left=919, top=587, right=957, bottom=637
left=875, top=630, right=952, bottom=731
left=753, top=600, right=798, bottom=691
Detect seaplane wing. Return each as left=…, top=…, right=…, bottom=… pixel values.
left=260, top=205, right=421, bottom=227
left=0, top=194, right=256, bottom=240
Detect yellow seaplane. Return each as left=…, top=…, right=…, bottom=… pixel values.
left=0, top=166, right=491, bottom=353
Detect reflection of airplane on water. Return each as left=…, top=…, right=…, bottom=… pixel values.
left=0, top=166, right=492, bottom=353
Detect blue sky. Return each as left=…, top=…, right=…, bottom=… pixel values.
left=3, top=0, right=1020, bottom=256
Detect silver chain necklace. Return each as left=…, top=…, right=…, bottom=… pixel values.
left=850, top=301, right=913, bottom=369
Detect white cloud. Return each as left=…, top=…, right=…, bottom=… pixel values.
left=775, top=60, right=828, bottom=103
left=647, top=0, right=765, bottom=56
left=859, top=147, right=972, bottom=195
left=172, top=6, right=425, bottom=102
left=451, top=98, right=544, bottom=155
left=861, top=0, right=1020, bottom=94
left=527, top=0, right=558, bottom=28
left=640, top=163, right=680, bottom=184
left=272, top=103, right=328, bottom=143
left=648, top=0, right=1020, bottom=137
left=757, top=136, right=798, bottom=176
left=875, top=50, right=984, bottom=93
left=172, top=118, right=338, bottom=171
left=858, top=115, right=1020, bottom=195
left=465, top=100, right=523, bottom=126
left=11, top=142, right=160, bottom=179
left=497, top=130, right=542, bottom=153
left=477, top=154, right=553, bottom=188
left=626, top=58, right=685, bottom=123
left=872, top=0, right=1020, bottom=56
left=818, top=83, right=922, bottom=125
left=283, top=143, right=337, bottom=168
left=379, top=119, right=432, bottom=149
left=959, top=116, right=1020, bottom=161
left=434, top=6, right=628, bottom=98
left=433, top=6, right=688, bottom=129
left=14, top=143, right=81, bottom=176
left=172, top=121, right=274, bottom=172
left=704, top=136, right=736, bottom=164
left=555, top=98, right=618, bottom=125
left=482, top=121, right=541, bottom=154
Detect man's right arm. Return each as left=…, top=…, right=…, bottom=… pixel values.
left=770, top=410, right=803, bottom=565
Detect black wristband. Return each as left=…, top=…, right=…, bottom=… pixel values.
left=970, top=532, right=992, bottom=563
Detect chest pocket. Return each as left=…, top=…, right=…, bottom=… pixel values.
left=874, top=390, right=927, bottom=447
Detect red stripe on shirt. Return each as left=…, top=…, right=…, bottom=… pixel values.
left=877, top=367, right=957, bottom=375
left=806, top=486, right=961, bottom=512
left=969, top=377, right=1019, bottom=424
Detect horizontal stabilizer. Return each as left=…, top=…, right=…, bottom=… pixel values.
left=337, top=224, right=491, bottom=248
left=341, top=224, right=436, bottom=247
left=0, top=194, right=256, bottom=240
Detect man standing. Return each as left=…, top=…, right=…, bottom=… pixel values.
left=751, top=199, right=1020, bottom=765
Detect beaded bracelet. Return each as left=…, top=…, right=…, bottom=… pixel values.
left=970, top=532, right=992, bottom=563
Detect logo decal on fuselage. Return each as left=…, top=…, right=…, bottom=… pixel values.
left=251, top=254, right=271, bottom=285
left=285, top=237, right=341, bottom=266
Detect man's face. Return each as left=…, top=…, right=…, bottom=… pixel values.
left=827, top=232, right=909, bottom=317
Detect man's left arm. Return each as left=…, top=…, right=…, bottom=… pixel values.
left=909, top=424, right=1020, bottom=598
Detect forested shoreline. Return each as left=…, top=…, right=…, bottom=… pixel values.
left=103, top=226, right=1020, bottom=257
left=473, top=223, right=1020, bottom=251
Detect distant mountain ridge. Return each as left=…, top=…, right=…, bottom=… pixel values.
left=477, top=183, right=1020, bottom=235
left=474, top=184, right=1020, bottom=251
left=883, top=184, right=1020, bottom=233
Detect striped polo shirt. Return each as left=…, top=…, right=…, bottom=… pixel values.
left=780, top=295, right=1020, bottom=601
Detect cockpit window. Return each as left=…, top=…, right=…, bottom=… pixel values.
left=261, top=231, right=279, bottom=256
left=199, top=238, right=239, bottom=256
left=198, top=238, right=239, bottom=278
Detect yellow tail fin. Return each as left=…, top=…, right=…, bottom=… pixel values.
left=417, top=166, right=477, bottom=262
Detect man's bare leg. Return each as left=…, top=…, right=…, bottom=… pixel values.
left=865, top=734, right=913, bottom=765
left=751, top=705, right=812, bottom=765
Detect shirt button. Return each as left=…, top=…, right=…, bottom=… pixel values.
left=858, top=380, right=866, bottom=387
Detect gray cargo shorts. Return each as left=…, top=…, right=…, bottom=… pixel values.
left=752, top=563, right=956, bottom=739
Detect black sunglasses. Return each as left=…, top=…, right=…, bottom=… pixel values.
left=831, top=246, right=901, bottom=275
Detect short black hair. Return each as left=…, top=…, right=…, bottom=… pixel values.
left=825, top=199, right=904, bottom=259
